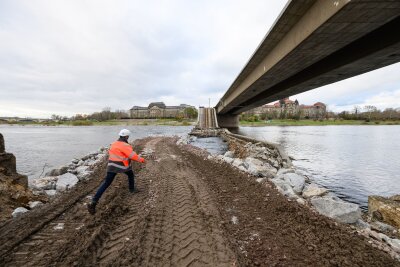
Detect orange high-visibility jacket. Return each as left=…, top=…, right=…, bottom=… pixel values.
left=107, top=141, right=144, bottom=173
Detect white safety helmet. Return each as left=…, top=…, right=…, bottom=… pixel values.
left=119, top=129, right=131, bottom=137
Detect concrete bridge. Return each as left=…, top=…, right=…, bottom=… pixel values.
left=197, top=107, right=219, bottom=129
left=213, top=0, right=400, bottom=128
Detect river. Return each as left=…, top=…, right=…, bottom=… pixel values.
left=234, top=126, right=400, bottom=210
left=0, top=125, right=191, bottom=180
left=1, top=124, right=399, bottom=209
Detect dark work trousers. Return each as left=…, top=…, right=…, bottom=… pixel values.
left=92, top=170, right=135, bottom=203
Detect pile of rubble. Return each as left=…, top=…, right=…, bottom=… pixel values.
left=10, top=147, right=108, bottom=219
left=29, top=147, right=108, bottom=197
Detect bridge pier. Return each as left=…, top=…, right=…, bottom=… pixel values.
left=216, top=114, right=239, bottom=129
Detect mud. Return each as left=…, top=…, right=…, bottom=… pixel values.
left=0, top=137, right=398, bottom=266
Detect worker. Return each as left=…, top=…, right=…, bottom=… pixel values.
left=88, top=129, right=145, bottom=214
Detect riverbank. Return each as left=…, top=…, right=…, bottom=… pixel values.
left=0, top=118, right=196, bottom=127
left=240, top=119, right=400, bottom=126
left=1, top=136, right=399, bottom=266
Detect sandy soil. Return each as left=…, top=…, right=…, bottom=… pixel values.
left=0, top=137, right=398, bottom=266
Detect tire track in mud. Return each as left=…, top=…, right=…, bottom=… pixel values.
left=0, top=161, right=109, bottom=265
left=0, top=139, right=152, bottom=266
left=115, top=139, right=238, bottom=266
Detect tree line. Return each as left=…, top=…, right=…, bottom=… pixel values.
left=338, top=106, right=400, bottom=121
left=51, top=107, right=198, bottom=122
left=241, top=105, right=400, bottom=122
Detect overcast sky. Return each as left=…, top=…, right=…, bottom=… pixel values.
left=0, top=0, right=399, bottom=118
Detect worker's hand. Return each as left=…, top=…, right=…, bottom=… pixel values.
left=139, top=158, right=145, bottom=163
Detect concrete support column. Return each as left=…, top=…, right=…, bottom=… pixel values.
left=217, top=114, right=239, bottom=129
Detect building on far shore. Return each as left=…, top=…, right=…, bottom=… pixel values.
left=244, top=98, right=327, bottom=119
left=130, top=102, right=196, bottom=119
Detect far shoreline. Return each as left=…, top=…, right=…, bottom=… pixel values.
left=1, top=118, right=400, bottom=127
left=239, top=119, right=400, bottom=127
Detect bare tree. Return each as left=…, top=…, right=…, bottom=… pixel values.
left=353, top=105, right=361, bottom=119
left=364, top=105, right=378, bottom=120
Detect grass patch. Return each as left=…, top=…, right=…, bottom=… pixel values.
left=71, top=120, right=93, bottom=126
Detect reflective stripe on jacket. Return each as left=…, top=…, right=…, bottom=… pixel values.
left=107, top=141, right=142, bottom=173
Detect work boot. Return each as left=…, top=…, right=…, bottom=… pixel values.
left=87, top=202, right=96, bottom=215
left=130, top=188, right=141, bottom=193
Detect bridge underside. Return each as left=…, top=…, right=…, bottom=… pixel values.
left=216, top=0, right=400, bottom=122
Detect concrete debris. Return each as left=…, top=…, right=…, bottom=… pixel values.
left=45, top=166, right=68, bottom=177
left=30, top=176, right=58, bottom=191
left=53, top=223, right=65, bottom=230
left=56, top=173, right=79, bottom=192
left=12, top=207, right=29, bottom=218
left=224, top=151, right=235, bottom=158
left=28, top=201, right=44, bottom=209
left=45, top=190, right=57, bottom=197
left=231, top=216, right=239, bottom=225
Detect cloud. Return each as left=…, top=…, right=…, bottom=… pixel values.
left=0, top=0, right=399, bottom=118
left=0, top=0, right=290, bottom=118
left=290, top=63, right=400, bottom=112
left=328, top=89, right=400, bottom=112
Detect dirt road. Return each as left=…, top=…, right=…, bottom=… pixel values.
left=0, top=137, right=398, bottom=266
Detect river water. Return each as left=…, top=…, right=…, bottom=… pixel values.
left=0, top=125, right=191, bottom=180
left=1, top=125, right=399, bottom=209
left=234, top=126, right=400, bottom=209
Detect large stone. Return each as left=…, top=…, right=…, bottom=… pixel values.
left=0, top=133, right=4, bottom=153
left=302, top=183, right=328, bottom=198
left=390, top=195, right=400, bottom=202
left=224, top=151, right=234, bottom=158
left=223, top=156, right=234, bottom=164
left=282, top=173, right=305, bottom=194
left=77, top=170, right=93, bottom=181
left=75, top=165, right=89, bottom=174
left=245, top=157, right=277, bottom=178
left=45, top=166, right=68, bottom=177
left=276, top=168, right=295, bottom=177
left=370, top=221, right=396, bottom=233
left=29, top=201, right=44, bottom=209
left=354, top=219, right=370, bottom=229
left=244, top=157, right=263, bottom=167
left=311, top=196, right=361, bottom=224
left=232, top=158, right=244, bottom=168
left=387, top=238, right=400, bottom=253
left=271, top=178, right=297, bottom=199
left=56, top=173, right=79, bottom=192
left=30, top=176, right=58, bottom=190
left=45, top=189, right=57, bottom=196
left=368, top=195, right=400, bottom=229
left=12, top=207, right=29, bottom=218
